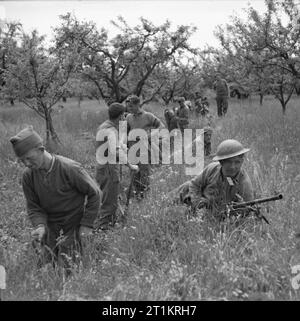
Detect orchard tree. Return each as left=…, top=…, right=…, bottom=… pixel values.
left=198, top=47, right=222, bottom=88
left=0, top=21, right=22, bottom=105
left=66, top=73, right=103, bottom=107
left=214, top=0, right=300, bottom=113
left=149, top=57, right=201, bottom=105
left=3, top=30, right=76, bottom=145
left=53, top=13, right=196, bottom=104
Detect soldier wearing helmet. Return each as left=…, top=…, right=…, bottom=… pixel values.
left=175, top=97, right=190, bottom=133
left=172, top=139, right=254, bottom=222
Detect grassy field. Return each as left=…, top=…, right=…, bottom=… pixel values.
left=0, top=96, right=299, bottom=301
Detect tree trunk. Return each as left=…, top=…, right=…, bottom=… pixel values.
left=45, top=110, right=60, bottom=152
left=77, top=95, right=82, bottom=108
left=259, top=94, right=264, bottom=106
left=281, top=102, right=287, bottom=115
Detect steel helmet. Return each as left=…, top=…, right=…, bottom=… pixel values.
left=212, top=139, right=250, bottom=161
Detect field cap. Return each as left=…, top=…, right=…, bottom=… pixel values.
left=108, top=102, right=125, bottom=119
left=10, top=126, right=43, bottom=158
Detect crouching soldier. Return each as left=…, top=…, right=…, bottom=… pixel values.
left=170, top=139, right=254, bottom=224
left=10, top=126, right=101, bottom=273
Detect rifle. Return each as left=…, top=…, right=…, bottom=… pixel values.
left=222, top=194, right=283, bottom=224
left=119, top=169, right=136, bottom=226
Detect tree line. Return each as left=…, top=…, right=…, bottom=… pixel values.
left=0, top=0, right=299, bottom=144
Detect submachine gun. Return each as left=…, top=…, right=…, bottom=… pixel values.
left=222, top=194, right=283, bottom=224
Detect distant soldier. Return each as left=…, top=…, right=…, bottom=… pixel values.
left=124, top=95, right=132, bottom=118
left=195, top=92, right=209, bottom=117
left=201, top=96, right=210, bottom=112
left=164, top=108, right=178, bottom=131
left=126, top=95, right=164, bottom=199
left=95, top=103, right=139, bottom=230
left=170, top=139, right=254, bottom=223
left=10, top=126, right=101, bottom=273
left=164, top=108, right=180, bottom=156
left=203, top=126, right=213, bottom=156
left=175, top=97, right=190, bottom=133
left=213, top=74, right=229, bottom=117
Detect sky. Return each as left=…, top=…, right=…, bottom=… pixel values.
left=0, top=0, right=268, bottom=48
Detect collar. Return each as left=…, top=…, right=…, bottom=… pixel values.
left=107, top=120, right=118, bottom=129
left=133, top=109, right=144, bottom=116
left=220, top=166, right=241, bottom=184
left=45, top=154, right=55, bottom=175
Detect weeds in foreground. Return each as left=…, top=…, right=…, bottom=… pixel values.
left=0, top=97, right=299, bottom=300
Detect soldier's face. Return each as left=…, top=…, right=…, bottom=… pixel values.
left=119, top=113, right=125, bottom=121
left=221, top=155, right=244, bottom=178
left=19, top=147, right=44, bottom=169
left=128, top=102, right=139, bottom=114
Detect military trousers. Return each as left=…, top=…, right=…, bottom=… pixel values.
left=34, top=220, right=82, bottom=274
left=96, top=164, right=120, bottom=230
left=216, top=97, right=228, bottom=116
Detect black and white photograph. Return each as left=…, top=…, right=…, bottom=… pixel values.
left=0, top=0, right=299, bottom=305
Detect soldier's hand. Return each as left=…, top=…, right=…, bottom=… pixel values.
left=79, top=225, right=93, bottom=238
left=192, top=198, right=209, bottom=211
left=234, top=193, right=244, bottom=202
left=31, top=225, right=46, bottom=242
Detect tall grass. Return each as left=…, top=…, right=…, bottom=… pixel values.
left=0, top=95, right=299, bottom=300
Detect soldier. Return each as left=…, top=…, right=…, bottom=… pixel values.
left=195, top=94, right=210, bottom=117
left=10, top=126, right=101, bottom=272
left=124, top=95, right=132, bottom=118
left=164, top=108, right=178, bottom=131
left=203, top=126, right=213, bottom=156
left=194, top=92, right=203, bottom=115
left=95, top=103, right=139, bottom=230
left=213, top=74, right=229, bottom=117
left=175, top=97, right=190, bottom=133
left=201, top=96, right=210, bottom=116
left=170, top=139, right=254, bottom=223
left=126, top=95, right=164, bottom=199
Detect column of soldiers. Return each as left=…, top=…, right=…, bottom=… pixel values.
left=8, top=81, right=255, bottom=275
